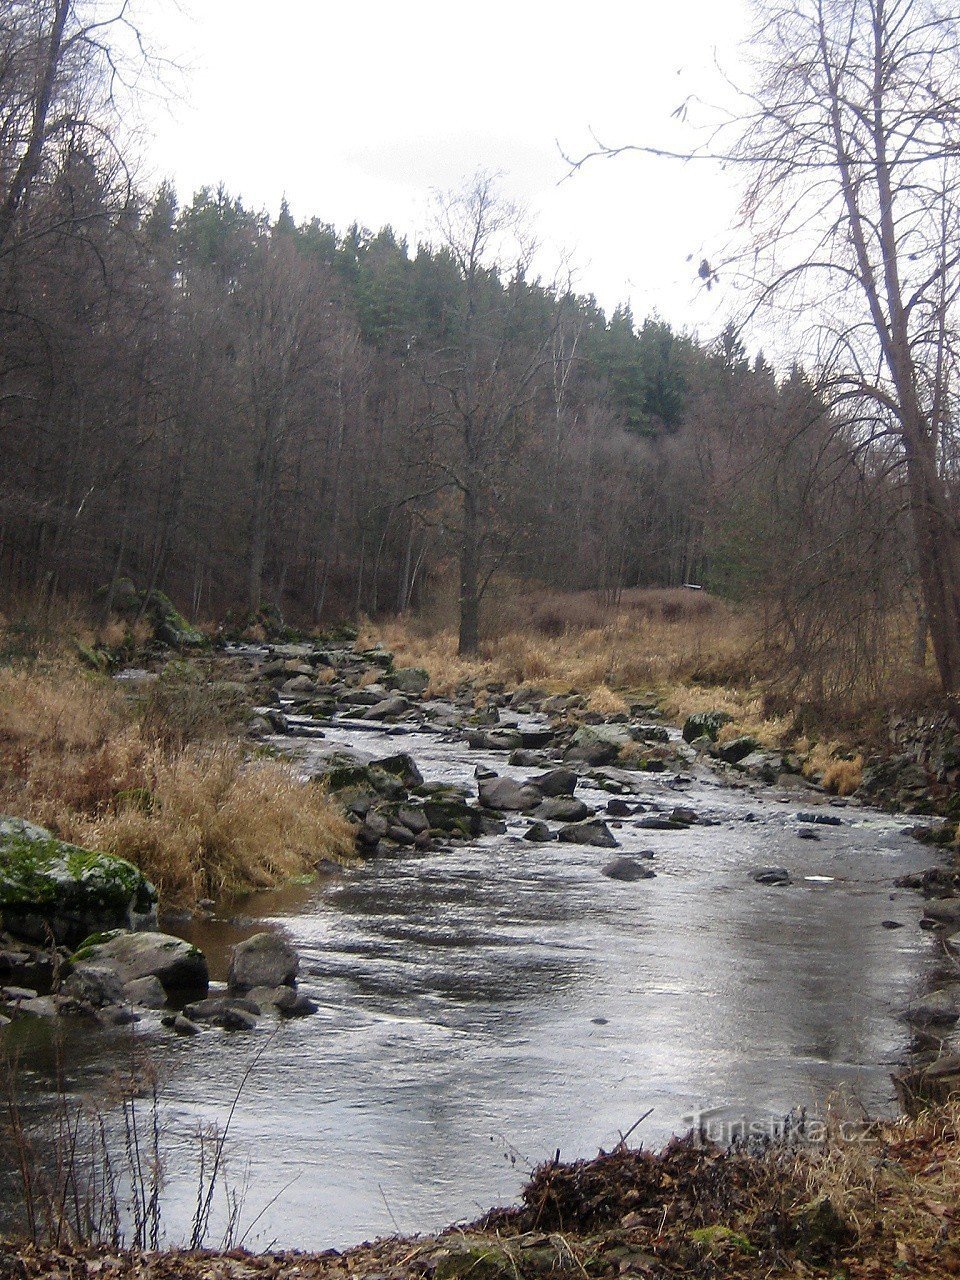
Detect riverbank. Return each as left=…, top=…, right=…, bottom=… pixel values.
left=4, top=1102, right=960, bottom=1279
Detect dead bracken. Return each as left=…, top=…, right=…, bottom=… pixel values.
left=5, top=1105, right=960, bottom=1280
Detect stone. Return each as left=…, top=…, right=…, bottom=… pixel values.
left=904, top=986, right=960, bottom=1027
left=73, top=930, right=208, bottom=994
left=182, top=996, right=261, bottom=1030
left=557, top=819, right=619, bottom=848
left=752, top=867, right=792, bottom=886
left=478, top=776, right=542, bottom=812
left=60, top=963, right=126, bottom=1009
left=922, top=900, right=960, bottom=928
left=373, top=753, right=424, bottom=788
left=638, top=816, right=687, bottom=831
left=567, top=724, right=634, bottom=765
left=0, top=817, right=158, bottom=946
left=535, top=768, right=578, bottom=797
left=123, top=975, right=168, bottom=1009
left=669, top=807, right=698, bottom=825
left=423, top=798, right=484, bottom=837
left=465, top=729, right=523, bottom=752
left=716, top=735, right=760, bottom=764
left=396, top=806, right=429, bottom=835
left=390, top=667, right=430, bottom=696
left=246, top=984, right=300, bottom=1013
left=534, top=796, right=592, bottom=822
left=602, top=857, right=656, bottom=882
left=508, top=749, right=548, bottom=768
left=228, top=932, right=299, bottom=991
left=682, top=711, right=733, bottom=744
left=360, top=696, right=410, bottom=721
left=281, top=675, right=317, bottom=695
left=606, top=799, right=633, bottom=817
left=796, top=811, right=843, bottom=826
left=523, top=821, right=555, bottom=843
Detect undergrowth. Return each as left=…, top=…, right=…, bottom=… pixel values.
left=0, top=660, right=354, bottom=906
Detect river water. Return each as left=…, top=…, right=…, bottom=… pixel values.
left=4, top=715, right=939, bottom=1250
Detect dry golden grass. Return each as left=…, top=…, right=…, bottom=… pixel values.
left=585, top=684, right=629, bottom=716
left=62, top=746, right=355, bottom=905
left=803, top=743, right=865, bottom=796
left=366, top=590, right=882, bottom=781
left=658, top=681, right=793, bottom=750
left=363, top=588, right=750, bottom=704
left=0, top=661, right=355, bottom=906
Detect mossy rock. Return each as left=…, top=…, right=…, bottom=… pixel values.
left=423, top=799, right=483, bottom=837
left=0, top=817, right=157, bottom=946
left=682, top=711, right=734, bottom=743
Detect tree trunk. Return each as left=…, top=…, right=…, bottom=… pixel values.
left=458, top=488, right=480, bottom=656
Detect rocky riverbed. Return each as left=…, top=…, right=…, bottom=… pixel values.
left=2, top=637, right=959, bottom=1248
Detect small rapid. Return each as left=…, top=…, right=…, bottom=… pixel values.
left=4, top=703, right=939, bottom=1251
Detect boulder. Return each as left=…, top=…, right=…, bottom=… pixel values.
left=752, top=867, right=792, bottom=886
left=535, top=796, right=592, bottom=822
left=247, top=985, right=318, bottom=1017
left=606, top=799, right=633, bottom=817
left=182, top=996, right=260, bottom=1032
left=716, top=735, right=760, bottom=764
left=123, top=975, right=168, bottom=1009
left=228, top=932, right=299, bottom=991
left=282, top=675, right=317, bottom=695
left=390, top=667, right=430, bottom=696
left=903, top=986, right=960, bottom=1027
left=360, top=696, right=410, bottom=721
left=74, top=930, right=208, bottom=994
left=682, top=711, right=733, bottom=744
left=396, top=806, right=429, bottom=835
left=535, top=768, right=578, bottom=798
left=423, top=798, right=484, bottom=837
left=523, top=821, right=555, bottom=843
left=478, top=776, right=542, bottom=812
left=372, top=752, right=424, bottom=789
left=465, top=729, right=523, bottom=752
left=557, top=819, right=619, bottom=848
left=0, top=818, right=158, bottom=946
left=60, top=963, right=127, bottom=1009
left=602, top=857, right=656, bottom=882
left=797, top=811, right=843, bottom=826
left=922, top=900, right=960, bottom=928
left=566, top=724, right=633, bottom=765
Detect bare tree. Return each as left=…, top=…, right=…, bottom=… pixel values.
left=420, top=174, right=563, bottom=654
left=727, top=0, right=960, bottom=707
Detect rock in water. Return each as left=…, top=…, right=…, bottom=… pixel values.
left=557, top=819, right=619, bottom=848
left=73, top=930, right=208, bottom=994
left=601, top=857, right=656, bottom=882
left=228, top=932, right=299, bottom=991
left=478, top=776, right=542, bottom=812
left=752, top=867, right=792, bottom=886
left=0, top=816, right=158, bottom=945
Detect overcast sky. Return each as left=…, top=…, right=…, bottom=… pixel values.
left=138, top=1, right=753, bottom=340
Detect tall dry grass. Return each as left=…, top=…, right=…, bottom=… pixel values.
left=365, top=588, right=750, bottom=700
left=0, top=661, right=354, bottom=905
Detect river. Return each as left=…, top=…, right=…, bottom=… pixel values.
left=3, top=713, right=938, bottom=1251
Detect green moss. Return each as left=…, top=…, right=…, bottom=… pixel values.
left=689, top=1225, right=756, bottom=1254
left=0, top=827, right=157, bottom=917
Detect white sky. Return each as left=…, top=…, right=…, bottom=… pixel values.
left=136, top=0, right=753, bottom=340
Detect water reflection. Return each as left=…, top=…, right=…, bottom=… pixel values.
left=3, top=729, right=940, bottom=1251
